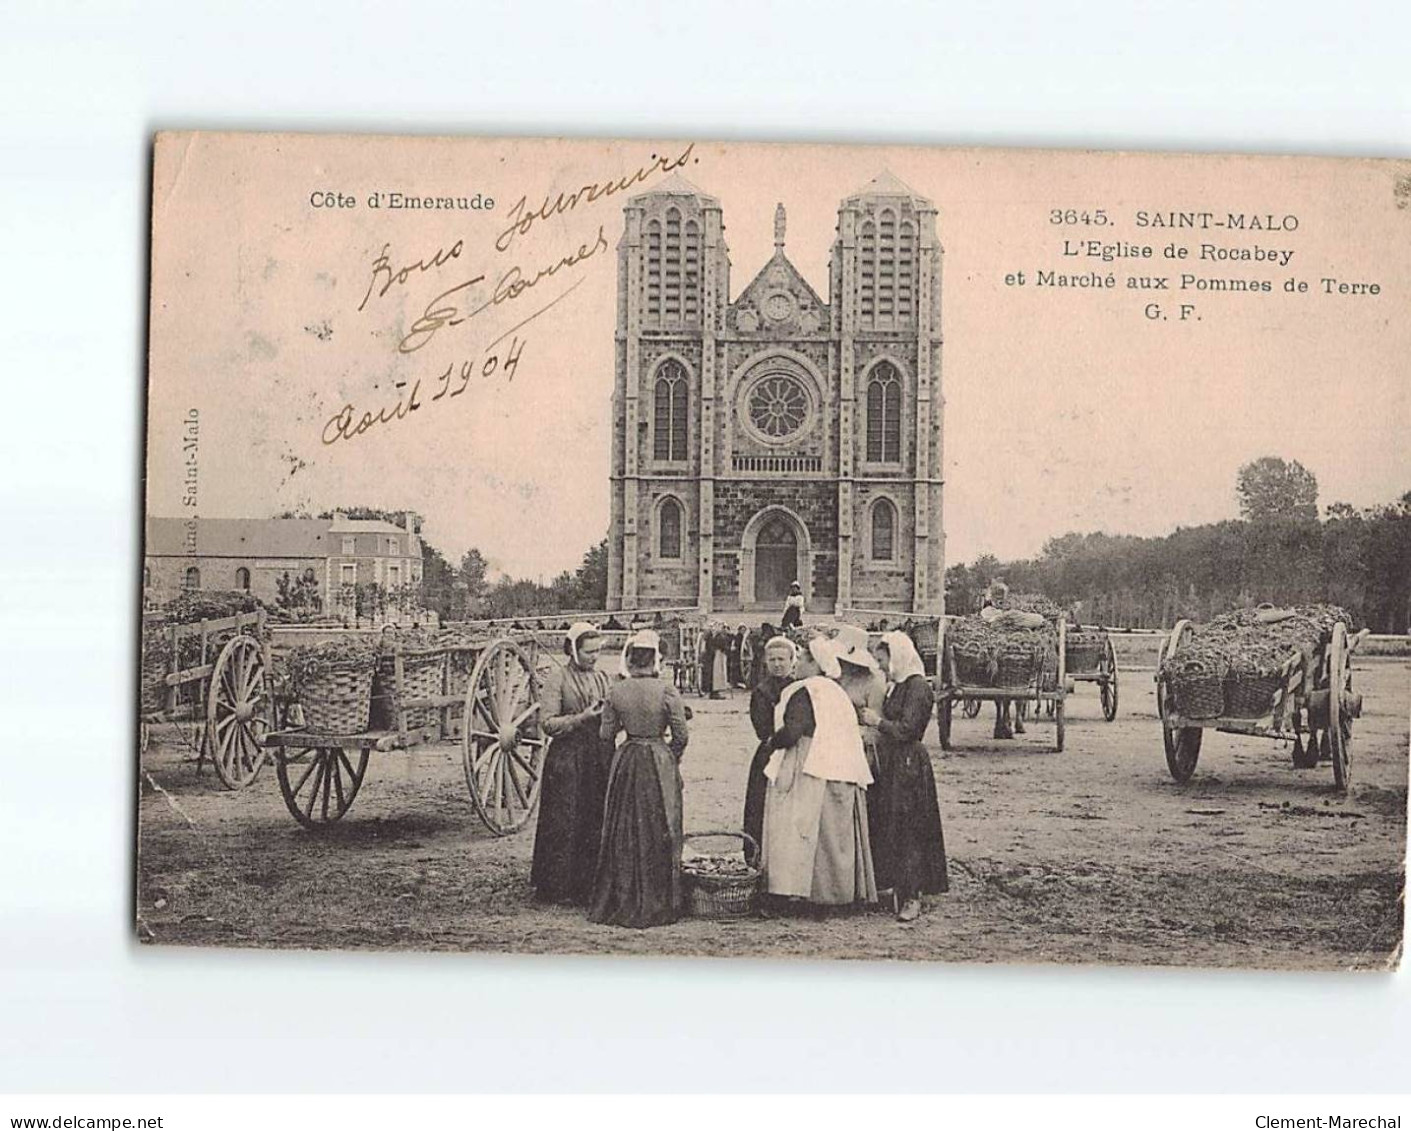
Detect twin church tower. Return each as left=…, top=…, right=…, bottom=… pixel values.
left=606, top=171, right=945, bottom=617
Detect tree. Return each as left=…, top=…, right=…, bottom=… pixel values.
left=1236, top=457, right=1319, bottom=522
left=418, top=543, right=458, bottom=619
left=275, top=569, right=323, bottom=617
left=571, top=538, right=609, bottom=610
left=459, top=549, right=490, bottom=601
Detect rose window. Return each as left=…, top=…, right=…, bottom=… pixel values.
left=747, top=375, right=809, bottom=439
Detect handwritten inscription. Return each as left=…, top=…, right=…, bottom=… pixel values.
left=320, top=336, right=527, bottom=447
left=397, top=226, right=606, bottom=354
left=324, top=146, right=700, bottom=448
left=357, top=240, right=465, bottom=311
left=494, top=142, right=696, bottom=253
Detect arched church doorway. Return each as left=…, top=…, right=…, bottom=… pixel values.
left=755, top=516, right=798, bottom=604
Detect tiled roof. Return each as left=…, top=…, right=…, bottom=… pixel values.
left=145, top=517, right=333, bottom=558
left=328, top=516, right=411, bottom=535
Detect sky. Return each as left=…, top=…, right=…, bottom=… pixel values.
left=145, top=135, right=1411, bottom=580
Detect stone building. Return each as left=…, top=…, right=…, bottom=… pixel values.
left=606, top=172, right=945, bottom=617
left=144, top=512, right=424, bottom=612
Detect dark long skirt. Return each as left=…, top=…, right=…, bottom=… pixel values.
left=589, top=739, right=684, bottom=928
left=742, top=739, right=772, bottom=861
left=868, top=740, right=949, bottom=901
left=530, top=730, right=609, bottom=905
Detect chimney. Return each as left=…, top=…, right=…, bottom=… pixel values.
left=403, top=513, right=415, bottom=534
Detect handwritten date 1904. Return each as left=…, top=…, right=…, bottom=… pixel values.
left=321, top=337, right=526, bottom=446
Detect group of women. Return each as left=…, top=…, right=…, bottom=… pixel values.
left=744, top=628, right=948, bottom=922
left=529, top=619, right=947, bottom=930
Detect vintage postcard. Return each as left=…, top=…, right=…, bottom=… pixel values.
left=139, top=132, right=1409, bottom=969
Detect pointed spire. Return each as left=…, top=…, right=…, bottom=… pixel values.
left=774, top=203, right=786, bottom=250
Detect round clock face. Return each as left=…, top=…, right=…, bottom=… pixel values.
left=763, top=292, right=794, bottom=321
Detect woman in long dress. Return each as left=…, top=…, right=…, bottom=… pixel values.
left=831, top=625, right=887, bottom=773
left=709, top=625, right=729, bottom=698
left=861, top=631, right=949, bottom=922
left=760, top=635, right=877, bottom=909
left=742, top=635, right=797, bottom=858
left=780, top=581, right=805, bottom=630
left=590, top=630, right=690, bottom=928
left=530, top=623, right=611, bottom=905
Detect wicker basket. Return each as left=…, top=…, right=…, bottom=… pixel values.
left=682, top=831, right=761, bottom=921
left=371, top=648, right=446, bottom=731
left=1168, top=656, right=1227, bottom=719
left=996, top=640, right=1040, bottom=689
left=952, top=645, right=995, bottom=688
left=141, top=648, right=169, bottom=715
left=1223, top=673, right=1283, bottom=719
left=908, top=620, right=939, bottom=655
left=299, top=665, right=375, bottom=734
left=1066, top=634, right=1106, bottom=675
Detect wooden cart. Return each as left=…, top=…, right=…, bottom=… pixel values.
left=260, top=636, right=549, bottom=834
left=1154, top=618, right=1365, bottom=792
left=1065, top=629, right=1120, bottom=722
left=932, top=616, right=1070, bottom=753
left=140, top=609, right=274, bottom=790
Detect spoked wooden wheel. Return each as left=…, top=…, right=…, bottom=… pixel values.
left=1164, top=724, right=1202, bottom=782
left=1328, top=622, right=1352, bottom=792
left=207, top=634, right=271, bottom=789
left=1157, top=620, right=1200, bottom=782
left=275, top=746, right=369, bottom=828
left=1099, top=640, right=1120, bottom=721
left=961, top=697, right=981, bottom=719
left=462, top=640, right=547, bottom=835
left=936, top=696, right=953, bottom=750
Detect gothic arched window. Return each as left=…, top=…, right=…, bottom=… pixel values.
left=184, top=566, right=201, bottom=591
left=897, top=219, right=916, bottom=318
left=653, top=360, right=688, bottom=462
left=658, top=497, right=683, bottom=560
left=235, top=566, right=251, bottom=591
left=663, top=208, right=682, bottom=319
left=859, top=220, right=876, bottom=319
left=865, top=362, right=902, bottom=463
left=877, top=209, right=897, bottom=318
left=646, top=219, right=663, bottom=317
left=683, top=220, right=701, bottom=323
left=871, top=499, right=896, bottom=561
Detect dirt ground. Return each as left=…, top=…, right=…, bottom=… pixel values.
left=136, top=657, right=1409, bottom=971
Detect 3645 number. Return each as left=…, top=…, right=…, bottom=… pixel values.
left=1049, top=209, right=1110, bottom=226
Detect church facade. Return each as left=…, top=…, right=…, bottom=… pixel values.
left=605, top=172, right=945, bottom=618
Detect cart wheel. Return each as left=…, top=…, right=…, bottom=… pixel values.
left=1054, top=697, right=1065, bottom=752
left=1329, top=622, right=1352, bottom=792
left=962, top=697, right=981, bottom=719
left=275, top=746, right=368, bottom=828
left=1099, top=640, right=1120, bottom=722
left=1163, top=724, right=1202, bottom=783
left=936, top=697, right=953, bottom=751
left=462, top=639, right=547, bottom=836
left=207, top=634, right=271, bottom=790
left=1156, top=668, right=1201, bottom=782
